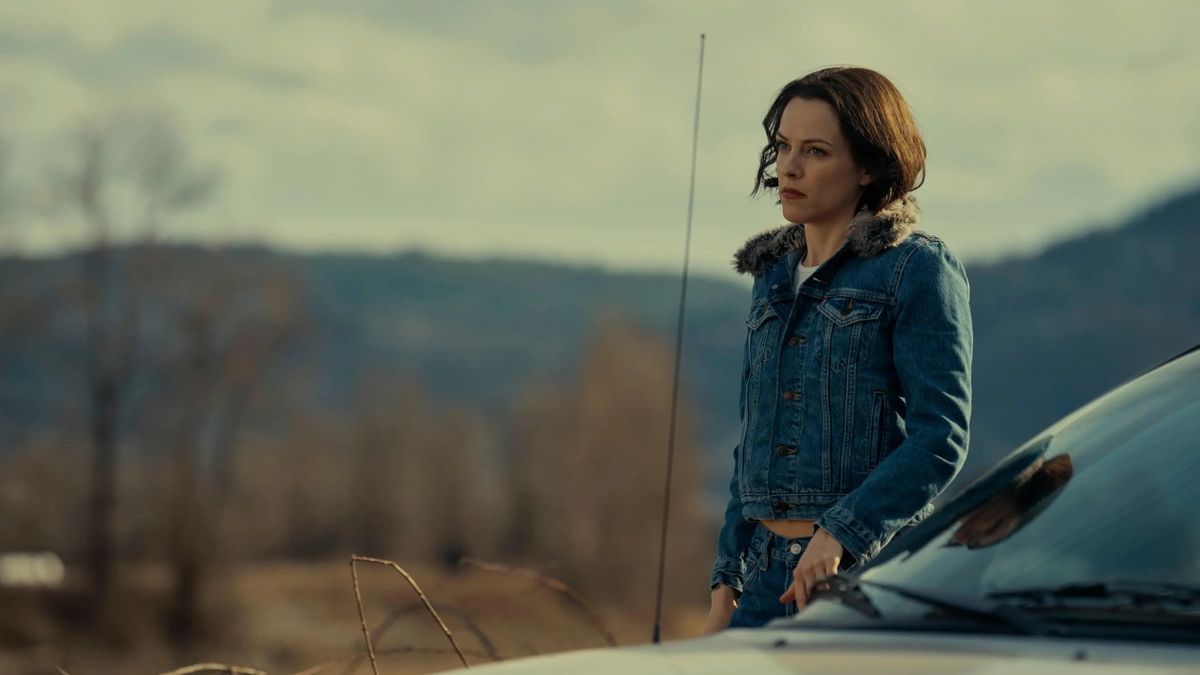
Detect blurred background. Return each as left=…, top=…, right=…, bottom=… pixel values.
left=1, top=1, right=1198, bottom=673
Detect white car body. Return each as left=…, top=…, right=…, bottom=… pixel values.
left=439, top=626, right=1199, bottom=674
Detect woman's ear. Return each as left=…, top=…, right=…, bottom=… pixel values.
left=859, top=168, right=875, bottom=187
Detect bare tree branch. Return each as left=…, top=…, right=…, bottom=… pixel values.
left=350, top=554, right=470, bottom=671
left=158, top=664, right=266, bottom=675
left=459, top=556, right=616, bottom=647
left=374, top=645, right=496, bottom=659
left=349, top=557, right=380, bottom=675
left=377, top=601, right=501, bottom=662
left=331, top=599, right=504, bottom=675
left=419, top=604, right=500, bottom=663
left=302, top=643, right=507, bottom=675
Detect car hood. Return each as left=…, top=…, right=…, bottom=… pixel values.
left=434, top=627, right=1200, bottom=674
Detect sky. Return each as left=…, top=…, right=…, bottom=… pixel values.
left=1, top=1, right=1198, bottom=276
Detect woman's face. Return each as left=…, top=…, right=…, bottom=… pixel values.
left=774, top=97, right=873, bottom=226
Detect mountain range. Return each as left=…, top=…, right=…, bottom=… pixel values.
left=2, top=185, right=1197, bottom=500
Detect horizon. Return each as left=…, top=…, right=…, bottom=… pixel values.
left=2, top=177, right=1189, bottom=279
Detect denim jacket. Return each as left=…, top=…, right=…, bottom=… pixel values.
left=710, top=195, right=973, bottom=596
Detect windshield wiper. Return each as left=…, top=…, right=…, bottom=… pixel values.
left=808, top=576, right=883, bottom=619
left=987, top=581, right=1200, bottom=611
left=812, top=576, right=1059, bottom=636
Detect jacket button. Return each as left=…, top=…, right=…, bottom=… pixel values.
left=776, top=445, right=796, bottom=456
left=788, top=335, right=807, bottom=346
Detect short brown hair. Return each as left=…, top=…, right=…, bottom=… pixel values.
left=751, top=66, right=926, bottom=213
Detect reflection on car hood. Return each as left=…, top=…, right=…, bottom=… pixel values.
left=434, top=628, right=1200, bottom=674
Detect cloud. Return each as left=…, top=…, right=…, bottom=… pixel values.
left=0, top=0, right=1198, bottom=274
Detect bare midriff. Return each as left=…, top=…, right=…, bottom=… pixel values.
left=759, top=518, right=816, bottom=539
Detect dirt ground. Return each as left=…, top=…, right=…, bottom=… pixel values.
left=0, top=560, right=711, bottom=675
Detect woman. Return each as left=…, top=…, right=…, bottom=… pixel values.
left=703, top=66, right=974, bottom=632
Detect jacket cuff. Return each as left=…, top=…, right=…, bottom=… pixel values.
left=709, top=559, right=745, bottom=598
left=815, top=504, right=880, bottom=567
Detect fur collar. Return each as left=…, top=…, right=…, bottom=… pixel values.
left=731, top=194, right=921, bottom=276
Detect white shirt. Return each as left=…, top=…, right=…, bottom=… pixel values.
left=793, top=257, right=821, bottom=295
left=793, top=241, right=848, bottom=294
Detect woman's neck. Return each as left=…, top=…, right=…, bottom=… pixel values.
left=801, top=221, right=850, bottom=267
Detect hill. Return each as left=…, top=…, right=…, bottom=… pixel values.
left=2, top=185, right=1198, bottom=496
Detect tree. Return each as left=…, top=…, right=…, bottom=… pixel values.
left=46, top=109, right=220, bottom=618
left=508, top=317, right=709, bottom=603
left=347, top=372, right=501, bottom=565
left=154, top=256, right=302, bottom=641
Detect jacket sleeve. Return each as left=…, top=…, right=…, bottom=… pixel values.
left=709, top=319, right=757, bottom=597
left=815, top=239, right=974, bottom=567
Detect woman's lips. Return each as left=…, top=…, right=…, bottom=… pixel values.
left=781, top=189, right=806, bottom=199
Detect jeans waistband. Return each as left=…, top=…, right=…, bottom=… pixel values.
left=752, top=522, right=814, bottom=562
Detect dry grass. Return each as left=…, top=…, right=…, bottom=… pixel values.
left=1, top=559, right=709, bottom=675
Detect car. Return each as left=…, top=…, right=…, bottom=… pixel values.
left=437, top=342, right=1200, bottom=674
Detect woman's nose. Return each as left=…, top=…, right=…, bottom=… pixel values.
left=781, top=152, right=802, bottom=178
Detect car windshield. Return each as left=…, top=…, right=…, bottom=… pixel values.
left=789, top=346, right=1200, bottom=635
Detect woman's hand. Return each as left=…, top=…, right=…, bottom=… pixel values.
left=702, top=584, right=738, bottom=635
left=779, top=529, right=844, bottom=610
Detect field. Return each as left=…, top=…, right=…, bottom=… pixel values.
left=0, top=559, right=710, bottom=675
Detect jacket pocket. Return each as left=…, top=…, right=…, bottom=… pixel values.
left=746, top=301, right=777, bottom=330
left=815, top=295, right=883, bottom=327
left=745, top=302, right=781, bottom=365
left=816, top=295, right=885, bottom=365
left=867, top=389, right=887, bottom=471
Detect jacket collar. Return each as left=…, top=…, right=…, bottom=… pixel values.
left=731, top=193, right=920, bottom=276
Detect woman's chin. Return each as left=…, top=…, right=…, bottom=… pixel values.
left=781, top=205, right=809, bottom=224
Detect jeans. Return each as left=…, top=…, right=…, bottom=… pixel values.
left=728, top=521, right=813, bottom=629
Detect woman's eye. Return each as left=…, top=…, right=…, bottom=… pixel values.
left=806, top=147, right=826, bottom=156
left=774, top=141, right=789, bottom=151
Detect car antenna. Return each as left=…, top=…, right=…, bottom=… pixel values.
left=653, top=32, right=706, bottom=645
